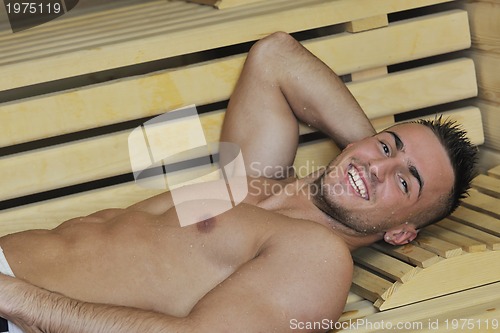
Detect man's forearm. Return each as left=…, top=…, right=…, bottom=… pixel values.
left=0, top=275, right=191, bottom=333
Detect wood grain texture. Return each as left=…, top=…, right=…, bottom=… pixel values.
left=0, top=10, right=472, bottom=147
left=0, top=0, right=455, bottom=91
left=338, top=282, right=500, bottom=332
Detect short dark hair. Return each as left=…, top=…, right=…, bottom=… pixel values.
left=414, top=116, right=478, bottom=226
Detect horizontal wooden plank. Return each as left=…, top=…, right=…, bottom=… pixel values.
left=295, top=9, right=472, bottom=77
left=478, top=146, right=500, bottom=173
left=371, top=242, right=441, bottom=268
left=472, top=174, right=500, bottom=198
left=437, top=217, right=500, bottom=250
left=451, top=206, right=500, bottom=237
left=349, top=58, right=477, bottom=120
left=423, top=224, right=487, bottom=253
left=489, top=164, right=500, bottom=179
left=0, top=0, right=455, bottom=91
left=0, top=10, right=472, bottom=146
left=352, top=247, right=418, bottom=283
left=346, top=14, right=389, bottom=33
left=469, top=50, right=500, bottom=104
left=475, top=100, right=500, bottom=151
left=351, top=67, right=389, bottom=82
left=412, top=231, right=463, bottom=258
left=463, top=1, right=500, bottom=52
left=351, top=266, right=395, bottom=302
left=463, top=188, right=500, bottom=219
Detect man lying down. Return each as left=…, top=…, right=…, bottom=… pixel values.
left=0, top=32, right=477, bottom=333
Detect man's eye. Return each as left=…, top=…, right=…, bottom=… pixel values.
left=400, top=177, right=408, bottom=194
left=380, top=141, right=390, bottom=156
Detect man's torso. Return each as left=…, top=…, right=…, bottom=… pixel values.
left=0, top=177, right=348, bottom=317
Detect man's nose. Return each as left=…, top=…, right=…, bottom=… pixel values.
left=369, top=158, right=397, bottom=183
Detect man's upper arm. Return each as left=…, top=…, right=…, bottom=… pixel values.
left=188, top=227, right=353, bottom=332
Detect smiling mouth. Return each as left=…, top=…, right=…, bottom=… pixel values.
left=348, top=164, right=369, bottom=200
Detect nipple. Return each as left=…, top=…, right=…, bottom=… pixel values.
left=196, top=216, right=217, bottom=234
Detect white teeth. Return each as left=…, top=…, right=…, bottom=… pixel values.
left=348, top=166, right=368, bottom=199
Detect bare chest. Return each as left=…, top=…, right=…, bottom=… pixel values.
left=52, top=203, right=283, bottom=315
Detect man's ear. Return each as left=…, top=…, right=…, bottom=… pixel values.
left=383, top=224, right=419, bottom=246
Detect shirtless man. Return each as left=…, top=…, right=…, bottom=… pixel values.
left=0, top=32, right=476, bottom=332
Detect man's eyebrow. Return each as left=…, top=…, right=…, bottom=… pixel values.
left=386, top=131, right=404, bottom=151
left=385, top=130, right=424, bottom=196
left=409, top=165, right=424, bottom=197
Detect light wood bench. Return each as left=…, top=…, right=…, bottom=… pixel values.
left=0, top=0, right=497, bottom=331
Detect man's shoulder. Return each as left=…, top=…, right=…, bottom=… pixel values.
left=276, top=217, right=351, bottom=255
left=228, top=201, right=353, bottom=272
left=258, top=219, right=353, bottom=322
left=261, top=216, right=353, bottom=280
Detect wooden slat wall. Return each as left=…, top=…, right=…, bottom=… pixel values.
left=462, top=0, right=500, bottom=170
left=0, top=7, right=479, bottom=208
left=0, top=9, right=472, bottom=147
left=0, top=0, right=455, bottom=92
left=0, top=60, right=480, bottom=203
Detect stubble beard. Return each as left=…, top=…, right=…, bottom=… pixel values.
left=311, top=169, right=387, bottom=236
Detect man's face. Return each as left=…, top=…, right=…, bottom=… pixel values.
left=313, top=123, right=454, bottom=235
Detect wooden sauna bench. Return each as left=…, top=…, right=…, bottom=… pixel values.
left=0, top=0, right=497, bottom=330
